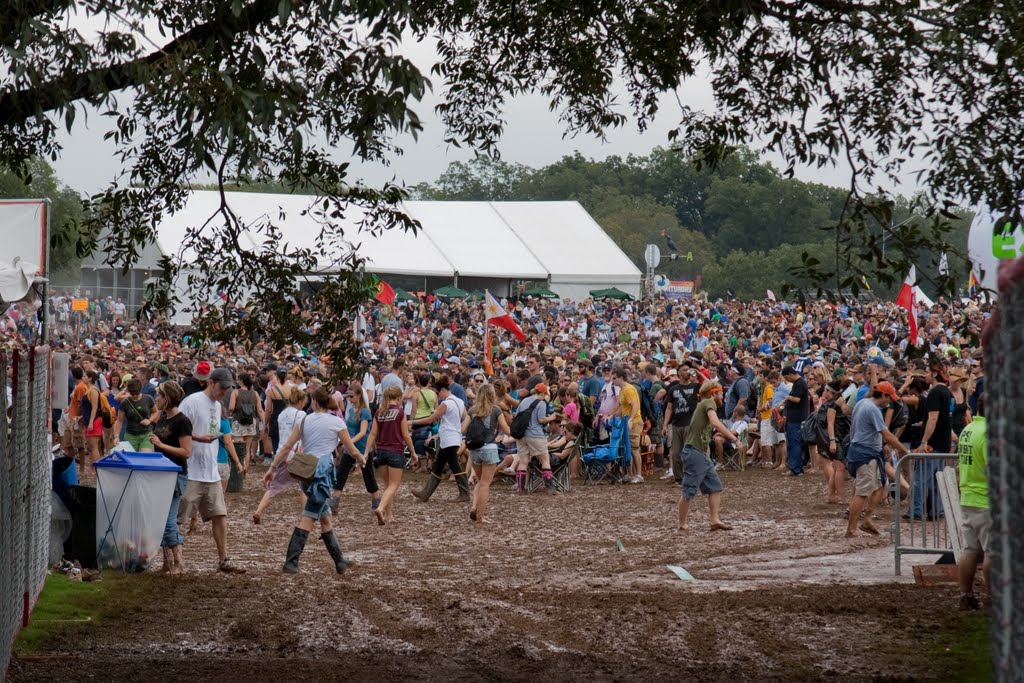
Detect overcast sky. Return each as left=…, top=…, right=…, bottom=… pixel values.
left=51, top=33, right=913, bottom=198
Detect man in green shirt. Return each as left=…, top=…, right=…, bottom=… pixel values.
left=677, top=380, right=739, bottom=533
left=957, top=396, right=989, bottom=611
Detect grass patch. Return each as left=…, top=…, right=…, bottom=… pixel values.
left=14, top=573, right=120, bottom=653
left=932, top=612, right=991, bottom=683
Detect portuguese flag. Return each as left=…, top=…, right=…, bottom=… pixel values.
left=373, top=277, right=395, bottom=305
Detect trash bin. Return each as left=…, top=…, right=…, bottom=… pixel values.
left=94, top=451, right=181, bottom=572
left=62, top=485, right=97, bottom=569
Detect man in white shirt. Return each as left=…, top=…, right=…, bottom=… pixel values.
left=179, top=368, right=245, bottom=573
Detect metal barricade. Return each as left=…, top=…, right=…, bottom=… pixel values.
left=892, top=451, right=958, bottom=575
left=1, top=346, right=52, bottom=676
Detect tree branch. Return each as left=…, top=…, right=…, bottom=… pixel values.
left=0, top=0, right=280, bottom=128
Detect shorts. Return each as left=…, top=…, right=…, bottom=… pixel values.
left=681, top=446, right=723, bottom=500
left=125, top=431, right=153, bottom=451
left=84, top=416, right=104, bottom=438
left=517, top=437, right=549, bottom=458
left=629, top=431, right=642, bottom=454
left=218, top=463, right=230, bottom=480
left=760, top=420, right=782, bottom=446
left=854, top=460, right=882, bottom=497
left=231, top=420, right=258, bottom=437
left=960, top=506, right=991, bottom=555
left=374, top=449, right=406, bottom=469
left=470, top=444, right=500, bottom=465
left=179, top=480, right=228, bottom=522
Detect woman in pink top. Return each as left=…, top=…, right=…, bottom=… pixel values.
left=559, top=386, right=580, bottom=423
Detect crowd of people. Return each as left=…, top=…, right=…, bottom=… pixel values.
left=1, top=288, right=993, bottom=608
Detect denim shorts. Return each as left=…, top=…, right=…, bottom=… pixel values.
left=681, top=446, right=723, bottom=500
left=470, top=444, right=500, bottom=465
left=374, top=449, right=406, bottom=469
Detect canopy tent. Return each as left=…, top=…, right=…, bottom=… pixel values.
left=521, top=287, right=559, bottom=299
left=392, top=288, right=418, bottom=302
left=84, top=192, right=642, bottom=323
left=0, top=257, right=43, bottom=303
left=590, top=287, right=635, bottom=301
left=434, top=285, right=470, bottom=299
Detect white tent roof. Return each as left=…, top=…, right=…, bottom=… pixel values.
left=490, top=202, right=642, bottom=286
left=115, top=191, right=640, bottom=288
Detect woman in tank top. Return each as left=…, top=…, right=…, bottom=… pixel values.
left=363, top=386, right=417, bottom=525
left=462, top=383, right=510, bottom=524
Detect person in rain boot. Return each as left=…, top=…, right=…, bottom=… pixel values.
left=408, top=376, right=470, bottom=502
left=513, top=383, right=561, bottom=495
left=266, top=388, right=363, bottom=573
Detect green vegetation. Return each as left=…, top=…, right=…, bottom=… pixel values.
left=15, top=574, right=118, bottom=654
left=413, top=151, right=974, bottom=299
left=933, top=613, right=991, bottom=683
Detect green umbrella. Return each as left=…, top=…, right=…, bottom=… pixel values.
left=521, top=287, right=559, bottom=299
left=434, top=285, right=470, bottom=299
left=393, top=288, right=417, bottom=302
left=589, top=287, right=635, bottom=301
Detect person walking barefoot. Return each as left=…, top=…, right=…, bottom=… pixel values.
left=252, top=389, right=308, bottom=524
left=362, top=386, right=417, bottom=525
left=677, top=381, right=738, bottom=533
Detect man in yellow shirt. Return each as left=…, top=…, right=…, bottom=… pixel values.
left=612, top=367, right=644, bottom=484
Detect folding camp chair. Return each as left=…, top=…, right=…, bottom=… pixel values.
left=721, top=438, right=746, bottom=471
left=580, top=417, right=631, bottom=484
left=527, top=431, right=585, bottom=493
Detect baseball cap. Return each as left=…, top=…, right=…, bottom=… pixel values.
left=534, top=383, right=549, bottom=395
left=208, top=368, right=236, bottom=388
left=446, top=356, right=461, bottom=365
left=874, top=381, right=900, bottom=401
left=831, top=367, right=848, bottom=379
left=195, top=361, right=211, bottom=380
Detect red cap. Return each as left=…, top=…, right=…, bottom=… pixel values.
left=195, top=360, right=212, bottom=380
left=874, top=381, right=900, bottom=401
left=534, top=383, right=549, bottom=395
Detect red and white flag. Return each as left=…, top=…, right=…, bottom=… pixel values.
left=484, top=290, right=525, bottom=341
left=895, top=266, right=918, bottom=344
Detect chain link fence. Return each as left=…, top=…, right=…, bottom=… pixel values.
left=1, top=346, right=51, bottom=677
left=988, top=281, right=1022, bottom=682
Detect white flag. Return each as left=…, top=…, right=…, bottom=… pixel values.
left=938, top=252, right=949, bottom=276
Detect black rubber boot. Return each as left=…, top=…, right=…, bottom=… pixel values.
left=321, top=530, right=348, bottom=574
left=282, top=527, right=308, bottom=573
left=455, top=472, right=471, bottom=502
left=412, top=473, right=441, bottom=502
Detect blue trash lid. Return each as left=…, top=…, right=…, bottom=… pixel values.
left=93, top=451, right=182, bottom=472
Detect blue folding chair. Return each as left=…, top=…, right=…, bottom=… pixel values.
left=580, top=416, right=631, bottom=484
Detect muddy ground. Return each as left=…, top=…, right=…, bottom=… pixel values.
left=11, top=465, right=980, bottom=681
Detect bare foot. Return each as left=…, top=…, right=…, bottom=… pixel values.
left=169, top=564, right=183, bottom=575
left=374, top=508, right=385, bottom=526
left=187, top=517, right=198, bottom=535
left=858, top=522, right=881, bottom=536
left=710, top=522, right=733, bottom=531
left=252, top=513, right=261, bottom=525
left=677, top=526, right=690, bottom=533
left=845, top=529, right=857, bottom=538
left=469, top=509, right=478, bottom=522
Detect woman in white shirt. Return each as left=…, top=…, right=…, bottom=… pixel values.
left=409, top=376, right=468, bottom=503
left=252, top=389, right=307, bottom=525
left=265, top=388, right=362, bottom=574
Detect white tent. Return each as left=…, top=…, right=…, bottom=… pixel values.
left=85, top=192, right=641, bottom=323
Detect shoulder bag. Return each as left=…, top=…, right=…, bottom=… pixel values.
left=287, top=416, right=319, bottom=483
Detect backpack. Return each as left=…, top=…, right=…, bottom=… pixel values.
left=465, top=411, right=492, bottom=450
left=888, top=399, right=909, bottom=431
left=577, top=393, right=596, bottom=429
left=746, top=379, right=761, bottom=416
left=510, top=400, right=544, bottom=439
left=800, top=411, right=820, bottom=444
left=631, top=382, right=655, bottom=425
left=236, top=391, right=257, bottom=426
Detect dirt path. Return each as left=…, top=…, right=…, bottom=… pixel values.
left=11, top=466, right=970, bottom=680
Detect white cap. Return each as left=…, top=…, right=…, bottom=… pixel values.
left=446, top=356, right=460, bottom=364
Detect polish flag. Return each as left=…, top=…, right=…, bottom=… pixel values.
left=895, top=266, right=918, bottom=344
left=484, top=290, right=526, bottom=341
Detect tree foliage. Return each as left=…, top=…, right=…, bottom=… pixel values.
left=0, top=0, right=1018, bottom=371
